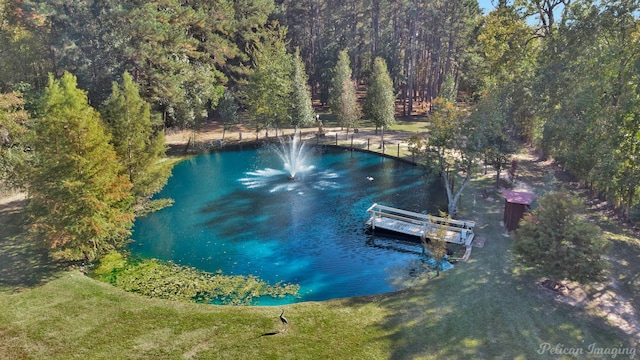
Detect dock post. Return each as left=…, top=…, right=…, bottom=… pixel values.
left=397, top=143, right=400, bottom=157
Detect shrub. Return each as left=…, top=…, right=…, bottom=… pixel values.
left=512, top=192, right=609, bottom=283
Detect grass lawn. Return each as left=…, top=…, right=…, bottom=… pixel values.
left=0, top=148, right=637, bottom=359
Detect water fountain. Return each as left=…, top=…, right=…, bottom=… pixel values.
left=272, top=134, right=312, bottom=180
left=239, top=134, right=327, bottom=192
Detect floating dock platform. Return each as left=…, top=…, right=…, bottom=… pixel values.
left=365, top=203, right=476, bottom=247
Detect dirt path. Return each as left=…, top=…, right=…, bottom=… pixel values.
left=0, top=191, right=26, bottom=205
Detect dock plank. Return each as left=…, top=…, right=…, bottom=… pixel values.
left=366, top=203, right=475, bottom=246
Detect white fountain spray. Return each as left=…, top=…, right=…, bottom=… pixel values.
left=273, top=134, right=312, bottom=180
left=239, top=132, right=338, bottom=192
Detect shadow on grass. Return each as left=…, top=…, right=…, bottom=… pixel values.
left=343, top=170, right=635, bottom=358
left=0, top=199, right=63, bottom=291
left=259, top=330, right=288, bottom=337
left=259, top=332, right=280, bottom=337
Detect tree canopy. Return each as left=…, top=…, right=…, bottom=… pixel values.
left=329, top=50, right=360, bottom=132
left=289, top=49, right=315, bottom=130
left=102, top=72, right=170, bottom=204
left=26, top=72, right=134, bottom=262
left=242, top=22, right=293, bottom=137
left=0, top=92, right=29, bottom=188
left=424, top=97, right=477, bottom=216
left=364, top=57, right=395, bottom=145
left=5, top=0, right=275, bottom=127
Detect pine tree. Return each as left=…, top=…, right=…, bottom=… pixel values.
left=338, top=76, right=361, bottom=133
left=364, top=57, right=395, bottom=146
left=123, top=0, right=227, bottom=128
left=289, top=50, right=315, bottom=131
left=329, top=50, right=360, bottom=132
left=102, top=72, right=170, bottom=203
left=329, top=50, right=350, bottom=121
left=242, top=22, right=293, bottom=138
left=27, top=72, right=134, bottom=262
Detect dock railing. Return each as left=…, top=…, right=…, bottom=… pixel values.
left=366, top=203, right=476, bottom=247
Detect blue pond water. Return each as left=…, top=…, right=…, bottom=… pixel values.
left=130, top=146, right=446, bottom=305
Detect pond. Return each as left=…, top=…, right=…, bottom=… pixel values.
left=130, top=144, right=446, bottom=305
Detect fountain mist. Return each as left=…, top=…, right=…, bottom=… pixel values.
left=238, top=133, right=320, bottom=192
left=273, top=134, right=312, bottom=180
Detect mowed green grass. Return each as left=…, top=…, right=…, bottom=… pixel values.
left=0, top=155, right=637, bottom=359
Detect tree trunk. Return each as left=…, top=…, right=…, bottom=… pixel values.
left=371, top=0, right=380, bottom=59
left=626, top=187, right=635, bottom=221
left=310, top=0, right=321, bottom=96
left=442, top=164, right=471, bottom=217
left=407, top=6, right=418, bottom=116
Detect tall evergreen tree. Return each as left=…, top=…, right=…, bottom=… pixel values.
left=27, top=72, right=134, bottom=262
left=478, top=4, right=538, bottom=143
left=329, top=49, right=360, bottom=132
left=102, top=72, right=170, bottom=204
left=289, top=50, right=315, bottom=131
left=338, top=76, right=361, bottom=134
left=123, top=0, right=225, bottom=129
left=242, top=22, right=292, bottom=138
left=364, top=57, right=395, bottom=146
left=329, top=50, right=351, bottom=121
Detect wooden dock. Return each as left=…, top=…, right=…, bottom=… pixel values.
left=365, top=203, right=476, bottom=247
